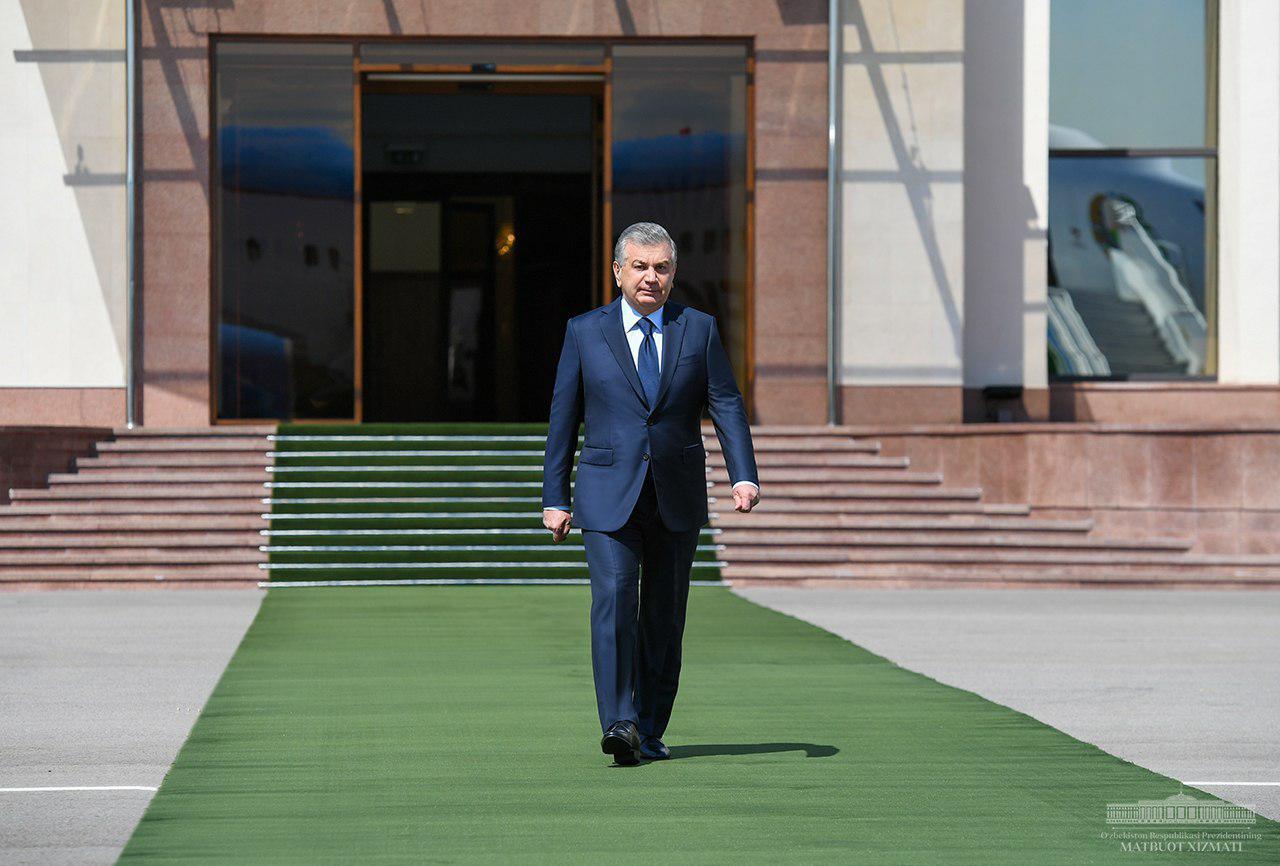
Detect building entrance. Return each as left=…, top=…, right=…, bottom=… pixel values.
left=211, top=40, right=751, bottom=424
left=360, top=83, right=601, bottom=421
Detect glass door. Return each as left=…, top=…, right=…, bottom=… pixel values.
left=357, top=73, right=603, bottom=422
left=212, top=38, right=753, bottom=421
left=212, top=41, right=357, bottom=421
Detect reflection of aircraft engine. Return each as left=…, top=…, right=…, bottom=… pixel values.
left=1047, top=124, right=1207, bottom=377
left=219, top=323, right=294, bottom=418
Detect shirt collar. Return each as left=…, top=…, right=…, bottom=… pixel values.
left=620, top=295, right=664, bottom=332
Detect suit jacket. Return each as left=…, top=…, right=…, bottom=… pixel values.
left=541, top=296, right=759, bottom=533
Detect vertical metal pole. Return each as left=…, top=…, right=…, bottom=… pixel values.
left=826, top=0, right=842, bottom=425
left=124, top=0, right=137, bottom=428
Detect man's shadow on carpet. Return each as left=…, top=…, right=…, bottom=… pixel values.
left=667, top=743, right=839, bottom=759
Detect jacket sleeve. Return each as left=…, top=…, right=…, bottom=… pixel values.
left=705, top=316, right=759, bottom=490
left=541, top=318, right=584, bottom=510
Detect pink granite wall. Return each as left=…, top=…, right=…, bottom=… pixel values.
left=1050, top=382, right=1280, bottom=424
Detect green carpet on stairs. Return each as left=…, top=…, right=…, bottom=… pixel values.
left=118, top=586, right=1280, bottom=864
left=263, top=423, right=723, bottom=584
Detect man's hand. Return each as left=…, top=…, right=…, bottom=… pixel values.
left=732, top=486, right=760, bottom=513
left=543, top=508, right=573, bottom=542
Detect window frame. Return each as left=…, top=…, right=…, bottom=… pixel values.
left=1046, top=0, right=1219, bottom=382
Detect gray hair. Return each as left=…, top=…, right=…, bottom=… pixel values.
left=613, top=222, right=677, bottom=267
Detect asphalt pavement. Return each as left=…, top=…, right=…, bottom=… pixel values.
left=0, top=589, right=265, bottom=865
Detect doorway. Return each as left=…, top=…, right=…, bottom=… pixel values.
left=211, top=40, right=753, bottom=424
left=359, top=80, right=602, bottom=422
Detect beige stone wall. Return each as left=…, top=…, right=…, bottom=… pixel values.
left=0, top=1, right=127, bottom=398
left=837, top=0, right=966, bottom=421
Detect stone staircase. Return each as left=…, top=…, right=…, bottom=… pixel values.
left=0, top=427, right=272, bottom=589
left=3, top=423, right=1280, bottom=590
left=709, top=426, right=1280, bottom=588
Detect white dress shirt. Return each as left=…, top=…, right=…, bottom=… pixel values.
left=543, top=296, right=759, bottom=511
left=619, top=293, right=664, bottom=372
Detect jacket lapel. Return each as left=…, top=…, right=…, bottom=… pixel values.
left=599, top=297, right=650, bottom=409
left=651, top=301, right=687, bottom=412
left=597, top=297, right=688, bottom=414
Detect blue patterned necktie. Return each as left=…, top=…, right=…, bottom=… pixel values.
left=637, top=316, right=660, bottom=408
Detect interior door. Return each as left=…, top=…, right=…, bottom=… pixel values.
left=441, top=202, right=497, bottom=420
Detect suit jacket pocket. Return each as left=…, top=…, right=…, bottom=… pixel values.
left=579, top=445, right=614, bottom=466
left=675, top=352, right=705, bottom=382
left=682, top=442, right=706, bottom=464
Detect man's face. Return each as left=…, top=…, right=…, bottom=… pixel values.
left=612, top=241, right=675, bottom=313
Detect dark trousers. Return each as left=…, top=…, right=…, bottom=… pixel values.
left=579, top=465, right=702, bottom=737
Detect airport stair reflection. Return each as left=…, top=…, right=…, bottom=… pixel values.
left=1064, top=288, right=1179, bottom=374
left=262, top=424, right=724, bottom=584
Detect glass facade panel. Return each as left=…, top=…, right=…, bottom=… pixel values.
left=214, top=42, right=355, bottom=419
left=1047, top=156, right=1212, bottom=377
left=209, top=38, right=752, bottom=419
left=610, top=44, right=750, bottom=386
left=1048, top=1, right=1216, bottom=380
left=360, top=41, right=606, bottom=67
left=1049, top=0, right=1209, bottom=149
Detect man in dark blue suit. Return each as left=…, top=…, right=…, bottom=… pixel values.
left=542, top=222, right=760, bottom=766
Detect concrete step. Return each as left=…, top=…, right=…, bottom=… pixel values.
left=97, top=438, right=272, bottom=453
left=0, top=579, right=260, bottom=591
left=722, top=550, right=1280, bottom=571
left=0, top=500, right=267, bottom=515
left=741, top=468, right=938, bottom=484
left=271, top=435, right=553, bottom=448
left=0, top=548, right=266, bottom=566
left=710, top=500, right=1030, bottom=516
left=723, top=572, right=1280, bottom=589
left=0, top=514, right=265, bottom=531
left=53, top=469, right=270, bottom=482
left=112, top=426, right=275, bottom=437
left=707, top=484, right=981, bottom=500
left=0, top=531, right=264, bottom=548
left=718, top=534, right=1193, bottom=557
left=708, top=453, right=908, bottom=468
left=713, top=517, right=1093, bottom=536
left=11, top=484, right=266, bottom=500
left=77, top=453, right=271, bottom=468
left=721, top=560, right=1280, bottom=585
left=705, top=438, right=881, bottom=453
left=0, top=565, right=262, bottom=585
left=708, top=425, right=879, bottom=435
left=713, top=511, right=1073, bottom=528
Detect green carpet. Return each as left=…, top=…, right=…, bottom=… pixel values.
left=118, top=587, right=1280, bottom=863
left=264, top=423, right=723, bottom=583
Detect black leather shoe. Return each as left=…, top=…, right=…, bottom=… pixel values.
left=638, top=736, right=670, bottom=760
left=600, top=720, right=641, bottom=766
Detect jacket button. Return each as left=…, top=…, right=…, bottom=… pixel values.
left=646, top=419, right=654, bottom=426
left=642, top=453, right=650, bottom=461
